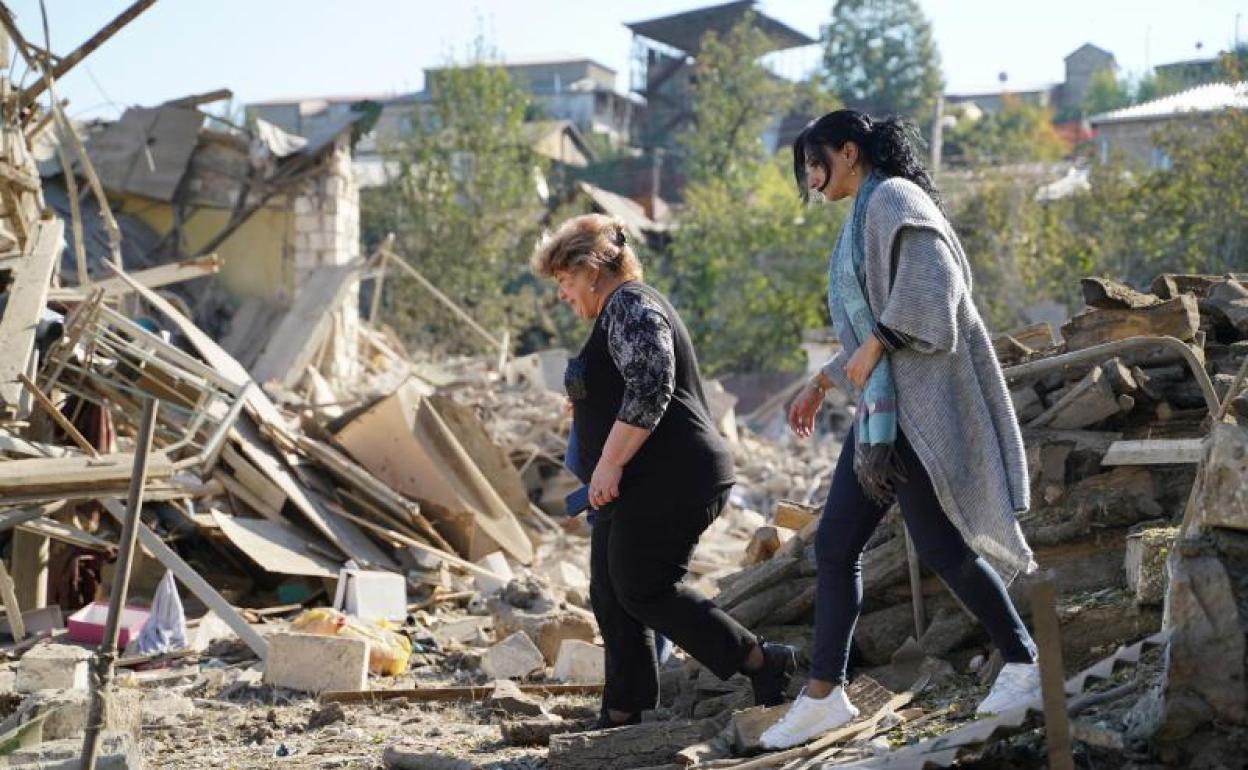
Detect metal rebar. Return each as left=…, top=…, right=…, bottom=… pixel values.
left=79, top=398, right=158, bottom=770
left=1002, top=335, right=1221, bottom=417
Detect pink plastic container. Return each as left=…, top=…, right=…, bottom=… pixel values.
left=67, top=603, right=150, bottom=648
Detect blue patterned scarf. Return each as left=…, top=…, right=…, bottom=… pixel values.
left=828, top=171, right=904, bottom=503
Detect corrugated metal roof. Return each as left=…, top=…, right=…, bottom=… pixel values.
left=1090, top=81, right=1248, bottom=125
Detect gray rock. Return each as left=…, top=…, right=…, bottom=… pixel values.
left=383, top=744, right=475, bottom=770
left=486, top=679, right=546, bottom=717
left=1162, top=538, right=1247, bottom=726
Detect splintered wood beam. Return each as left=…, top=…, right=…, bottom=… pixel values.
left=48, top=253, right=222, bottom=301
left=17, top=374, right=99, bottom=457
left=0, top=216, right=63, bottom=417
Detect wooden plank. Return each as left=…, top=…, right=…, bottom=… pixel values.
left=0, top=561, right=25, bottom=641
left=101, top=499, right=267, bottom=660
left=17, top=373, right=99, bottom=457
left=210, top=510, right=340, bottom=578
left=0, top=216, right=62, bottom=415
left=48, top=253, right=221, bottom=301
left=221, top=443, right=288, bottom=515
left=333, top=384, right=533, bottom=564
left=328, top=504, right=509, bottom=583
left=320, top=682, right=603, bottom=704
left=1102, top=438, right=1205, bottom=466
left=0, top=509, right=46, bottom=532
left=292, top=433, right=455, bottom=554
left=215, top=470, right=285, bottom=523
left=17, top=517, right=113, bottom=550
left=231, top=417, right=396, bottom=570
left=0, top=451, right=173, bottom=497
left=1061, top=296, right=1200, bottom=351
left=250, top=262, right=360, bottom=388
left=1030, top=573, right=1075, bottom=770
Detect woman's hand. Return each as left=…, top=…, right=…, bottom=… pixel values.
left=788, top=380, right=826, bottom=439
left=846, top=337, right=885, bottom=389
left=589, top=460, right=623, bottom=508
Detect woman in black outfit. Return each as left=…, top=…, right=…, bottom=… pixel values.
left=532, top=214, right=794, bottom=728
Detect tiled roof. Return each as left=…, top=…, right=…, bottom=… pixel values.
left=1090, top=81, right=1248, bottom=124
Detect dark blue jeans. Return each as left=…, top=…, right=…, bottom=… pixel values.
left=810, top=429, right=1037, bottom=685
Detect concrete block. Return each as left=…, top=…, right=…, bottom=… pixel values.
left=432, top=617, right=491, bottom=647
left=1125, top=526, right=1179, bottom=605
left=553, top=639, right=604, bottom=683
left=480, top=632, right=545, bottom=681
left=0, top=688, right=142, bottom=741
left=16, top=643, right=90, bottom=692
left=6, top=732, right=142, bottom=770
left=263, top=633, right=368, bottom=694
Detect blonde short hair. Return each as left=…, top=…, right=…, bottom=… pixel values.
left=530, top=214, right=643, bottom=281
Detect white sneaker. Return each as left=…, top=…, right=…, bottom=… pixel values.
left=976, top=662, right=1042, bottom=716
left=759, top=687, right=859, bottom=750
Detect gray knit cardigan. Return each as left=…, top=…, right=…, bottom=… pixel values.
left=821, top=176, right=1037, bottom=581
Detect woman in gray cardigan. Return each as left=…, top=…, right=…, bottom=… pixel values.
left=761, top=110, right=1041, bottom=750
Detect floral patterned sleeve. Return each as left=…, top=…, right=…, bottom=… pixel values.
left=604, top=287, right=675, bottom=431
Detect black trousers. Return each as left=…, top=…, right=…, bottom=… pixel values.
left=811, top=429, right=1037, bottom=685
left=590, top=489, right=757, bottom=714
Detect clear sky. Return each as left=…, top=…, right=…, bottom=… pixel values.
left=6, top=0, right=1245, bottom=120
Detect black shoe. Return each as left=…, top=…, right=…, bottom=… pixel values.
left=747, top=642, right=797, bottom=707
left=593, top=710, right=642, bottom=730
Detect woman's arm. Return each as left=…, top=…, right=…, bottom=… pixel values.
left=590, top=289, right=676, bottom=508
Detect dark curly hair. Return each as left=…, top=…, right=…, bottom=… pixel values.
left=793, top=109, right=942, bottom=211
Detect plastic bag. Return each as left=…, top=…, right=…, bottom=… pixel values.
left=289, top=607, right=411, bottom=676
left=133, top=570, right=187, bottom=655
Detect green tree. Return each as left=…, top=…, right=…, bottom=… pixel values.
left=949, top=111, right=1248, bottom=329
left=944, top=97, right=1069, bottom=166
left=1217, top=43, right=1248, bottom=81
left=681, top=13, right=796, bottom=188
left=360, top=54, right=547, bottom=353
left=820, top=0, right=944, bottom=121
left=1080, top=68, right=1132, bottom=117
left=662, top=19, right=843, bottom=374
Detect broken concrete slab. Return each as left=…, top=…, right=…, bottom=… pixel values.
left=4, top=731, right=142, bottom=770
left=0, top=688, right=142, bottom=742
left=480, top=631, right=545, bottom=680
left=485, top=679, right=546, bottom=718
left=263, top=633, right=369, bottom=694
left=16, top=643, right=91, bottom=692
left=553, top=639, right=605, bottom=684
left=432, top=617, right=491, bottom=648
